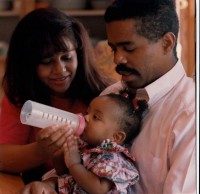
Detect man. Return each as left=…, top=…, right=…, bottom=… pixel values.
left=102, top=0, right=196, bottom=193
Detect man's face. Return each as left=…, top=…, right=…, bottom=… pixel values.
left=106, top=19, right=166, bottom=91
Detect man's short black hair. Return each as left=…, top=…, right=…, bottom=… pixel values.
left=104, top=0, right=179, bottom=56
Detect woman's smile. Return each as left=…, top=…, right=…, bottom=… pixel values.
left=49, top=75, right=70, bottom=85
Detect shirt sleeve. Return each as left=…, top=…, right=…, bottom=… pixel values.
left=0, top=95, right=31, bottom=144
left=164, top=108, right=196, bottom=194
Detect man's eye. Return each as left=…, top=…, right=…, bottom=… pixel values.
left=124, top=47, right=135, bottom=52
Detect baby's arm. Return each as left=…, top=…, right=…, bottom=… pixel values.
left=64, top=135, right=113, bottom=194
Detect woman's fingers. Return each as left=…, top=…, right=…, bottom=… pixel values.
left=19, top=181, right=57, bottom=194
left=37, top=124, right=74, bottom=157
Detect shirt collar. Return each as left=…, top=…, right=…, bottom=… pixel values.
left=136, top=60, right=186, bottom=106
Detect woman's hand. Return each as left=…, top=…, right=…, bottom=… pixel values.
left=19, top=181, right=57, bottom=194
left=63, top=135, right=81, bottom=169
left=36, top=124, right=74, bottom=158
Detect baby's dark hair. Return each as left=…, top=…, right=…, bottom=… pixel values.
left=104, top=0, right=179, bottom=58
left=106, top=93, right=148, bottom=146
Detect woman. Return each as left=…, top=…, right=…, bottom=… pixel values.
left=0, top=7, right=113, bottom=184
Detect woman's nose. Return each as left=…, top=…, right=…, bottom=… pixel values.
left=113, top=50, right=127, bottom=65
left=52, top=60, right=66, bottom=74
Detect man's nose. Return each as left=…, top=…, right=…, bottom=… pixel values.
left=113, top=50, right=127, bottom=65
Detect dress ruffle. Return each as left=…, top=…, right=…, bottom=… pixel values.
left=58, top=139, right=139, bottom=194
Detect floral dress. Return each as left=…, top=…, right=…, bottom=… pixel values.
left=58, top=139, right=139, bottom=194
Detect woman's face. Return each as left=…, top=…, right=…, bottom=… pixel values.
left=37, top=38, right=78, bottom=97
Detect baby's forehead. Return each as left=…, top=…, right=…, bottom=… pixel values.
left=89, top=95, right=123, bottom=118
left=92, top=95, right=122, bottom=109
left=94, top=95, right=115, bottom=102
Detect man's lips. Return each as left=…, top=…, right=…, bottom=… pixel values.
left=117, top=71, right=133, bottom=76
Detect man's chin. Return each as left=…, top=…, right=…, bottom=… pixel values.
left=124, top=80, right=140, bottom=91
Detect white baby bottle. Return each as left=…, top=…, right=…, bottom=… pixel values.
left=20, top=100, right=85, bottom=136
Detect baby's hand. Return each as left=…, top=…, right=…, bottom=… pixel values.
left=63, top=135, right=81, bottom=168
left=36, top=124, right=74, bottom=158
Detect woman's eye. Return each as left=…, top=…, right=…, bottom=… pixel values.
left=62, top=56, right=72, bottom=61
left=40, top=59, right=53, bottom=65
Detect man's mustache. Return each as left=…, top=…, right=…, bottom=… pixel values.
left=115, top=64, right=139, bottom=76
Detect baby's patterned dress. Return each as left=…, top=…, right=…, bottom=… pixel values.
left=58, top=139, right=139, bottom=194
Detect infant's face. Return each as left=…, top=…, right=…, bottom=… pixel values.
left=80, top=96, right=121, bottom=147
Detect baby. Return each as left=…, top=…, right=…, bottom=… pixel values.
left=59, top=93, right=148, bottom=193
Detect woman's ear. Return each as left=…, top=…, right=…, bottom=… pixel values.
left=113, top=130, right=126, bottom=144
left=162, top=32, right=176, bottom=53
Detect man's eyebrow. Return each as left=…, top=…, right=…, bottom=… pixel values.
left=108, top=41, right=134, bottom=47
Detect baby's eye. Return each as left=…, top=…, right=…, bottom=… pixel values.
left=93, top=114, right=100, bottom=121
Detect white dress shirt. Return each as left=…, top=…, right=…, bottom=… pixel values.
left=101, top=61, right=196, bottom=194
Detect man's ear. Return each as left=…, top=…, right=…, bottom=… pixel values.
left=162, top=32, right=176, bottom=53
left=113, top=130, right=126, bottom=144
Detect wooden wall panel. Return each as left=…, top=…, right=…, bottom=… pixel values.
left=176, top=0, right=195, bottom=77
